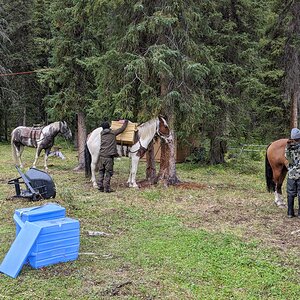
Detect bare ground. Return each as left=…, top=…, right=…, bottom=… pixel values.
left=128, top=180, right=300, bottom=256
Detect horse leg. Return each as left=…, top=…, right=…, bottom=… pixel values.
left=273, top=168, right=287, bottom=208
left=44, top=148, right=51, bottom=171
left=91, top=158, right=98, bottom=189
left=33, top=147, right=42, bottom=168
left=129, top=155, right=140, bottom=188
left=16, top=145, right=24, bottom=168
left=127, top=170, right=132, bottom=187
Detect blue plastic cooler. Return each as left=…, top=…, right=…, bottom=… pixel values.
left=0, top=203, right=80, bottom=278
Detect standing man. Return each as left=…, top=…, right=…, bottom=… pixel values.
left=285, top=128, right=300, bottom=217
left=98, top=120, right=128, bottom=192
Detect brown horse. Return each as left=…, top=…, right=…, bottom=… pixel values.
left=265, top=139, right=289, bottom=207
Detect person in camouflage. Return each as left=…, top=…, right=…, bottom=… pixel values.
left=285, top=128, right=300, bottom=218
left=98, top=120, right=128, bottom=193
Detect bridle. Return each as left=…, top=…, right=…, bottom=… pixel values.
left=155, top=118, right=170, bottom=141
left=59, top=121, right=70, bottom=135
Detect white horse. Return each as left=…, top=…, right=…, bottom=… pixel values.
left=85, top=116, right=171, bottom=188
left=11, top=121, right=72, bottom=170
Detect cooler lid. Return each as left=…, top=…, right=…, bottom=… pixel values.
left=14, top=203, right=66, bottom=223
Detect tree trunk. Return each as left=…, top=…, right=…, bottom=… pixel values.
left=166, top=131, right=180, bottom=185
left=146, top=141, right=156, bottom=183
left=285, top=1, right=300, bottom=129
left=290, top=91, right=298, bottom=128
left=157, top=74, right=180, bottom=185
left=158, top=139, right=169, bottom=183
left=4, top=113, right=8, bottom=141
left=209, top=133, right=227, bottom=165
left=22, top=106, right=26, bottom=126
left=73, top=111, right=86, bottom=171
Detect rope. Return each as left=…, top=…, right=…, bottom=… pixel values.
left=0, top=68, right=52, bottom=77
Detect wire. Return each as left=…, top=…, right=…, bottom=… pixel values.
left=0, top=68, right=52, bottom=77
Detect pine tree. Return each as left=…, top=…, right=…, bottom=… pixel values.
left=0, top=3, right=10, bottom=140
left=193, top=0, right=271, bottom=163
left=42, top=0, right=96, bottom=169
left=88, top=0, right=270, bottom=167
left=0, top=0, right=44, bottom=137
left=283, top=1, right=300, bottom=128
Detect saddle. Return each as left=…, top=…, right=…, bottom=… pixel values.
left=20, top=126, right=43, bottom=140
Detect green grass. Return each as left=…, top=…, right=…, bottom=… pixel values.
left=0, top=142, right=299, bottom=299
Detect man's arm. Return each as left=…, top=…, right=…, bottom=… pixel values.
left=285, top=147, right=292, bottom=167
left=285, top=140, right=298, bottom=167
left=112, top=120, right=129, bottom=136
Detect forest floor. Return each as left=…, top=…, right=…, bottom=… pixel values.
left=0, top=142, right=299, bottom=299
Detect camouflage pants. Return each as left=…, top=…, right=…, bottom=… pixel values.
left=287, top=177, right=300, bottom=197
left=98, top=157, right=114, bottom=190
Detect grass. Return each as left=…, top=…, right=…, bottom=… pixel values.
left=0, top=142, right=299, bottom=299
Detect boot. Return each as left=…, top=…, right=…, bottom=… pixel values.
left=98, top=170, right=105, bottom=192
left=287, top=195, right=295, bottom=218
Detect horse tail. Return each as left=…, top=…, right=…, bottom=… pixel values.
left=84, top=142, right=92, bottom=178
left=265, top=145, right=275, bottom=192
left=11, top=130, right=18, bottom=164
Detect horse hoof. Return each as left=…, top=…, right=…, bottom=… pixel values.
left=93, top=184, right=98, bottom=189
left=275, top=201, right=286, bottom=208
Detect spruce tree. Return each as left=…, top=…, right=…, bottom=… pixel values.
left=42, top=0, right=95, bottom=169
left=0, top=3, right=10, bottom=140
left=0, top=0, right=44, bottom=136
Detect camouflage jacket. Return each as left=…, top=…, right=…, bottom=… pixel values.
left=285, top=140, right=300, bottom=180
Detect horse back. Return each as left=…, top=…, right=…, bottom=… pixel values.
left=86, top=127, right=102, bottom=159
left=11, top=126, right=42, bottom=146
left=267, top=138, right=288, bottom=168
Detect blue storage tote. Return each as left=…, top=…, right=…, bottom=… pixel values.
left=0, top=203, right=80, bottom=278
left=14, top=203, right=66, bottom=235
left=27, top=217, right=80, bottom=268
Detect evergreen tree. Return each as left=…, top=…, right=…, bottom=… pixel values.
left=283, top=0, right=300, bottom=128
left=88, top=0, right=269, bottom=167
left=41, top=0, right=96, bottom=169
left=258, top=0, right=300, bottom=139
left=0, top=0, right=45, bottom=133
left=194, top=0, right=271, bottom=163
left=0, top=4, right=10, bottom=140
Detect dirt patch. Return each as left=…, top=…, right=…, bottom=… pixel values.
left=181, top=191, right=300, bottom=254
left=134, top=180, right=208, bottom=189
left=173, top=182, right=208, bottom=189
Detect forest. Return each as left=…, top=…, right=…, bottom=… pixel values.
left=1, top=1, right=300, bottom=298
left=0, top=0, right=299, bottom=164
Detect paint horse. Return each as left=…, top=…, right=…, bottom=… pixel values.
left=85, top=116, right=171, bottom=188
left=265, top=139, right=289, bottom=207
left=11, top=121, right=72, bottom=170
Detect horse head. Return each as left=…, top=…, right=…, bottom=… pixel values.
left=60, top=121, right=72, bottom=139
left=157, top=115, right=171, bottom=142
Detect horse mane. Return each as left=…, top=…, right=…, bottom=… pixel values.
left=44, top=121, right=60, bottom=130
left=137, top=118, right=157, bottom=140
